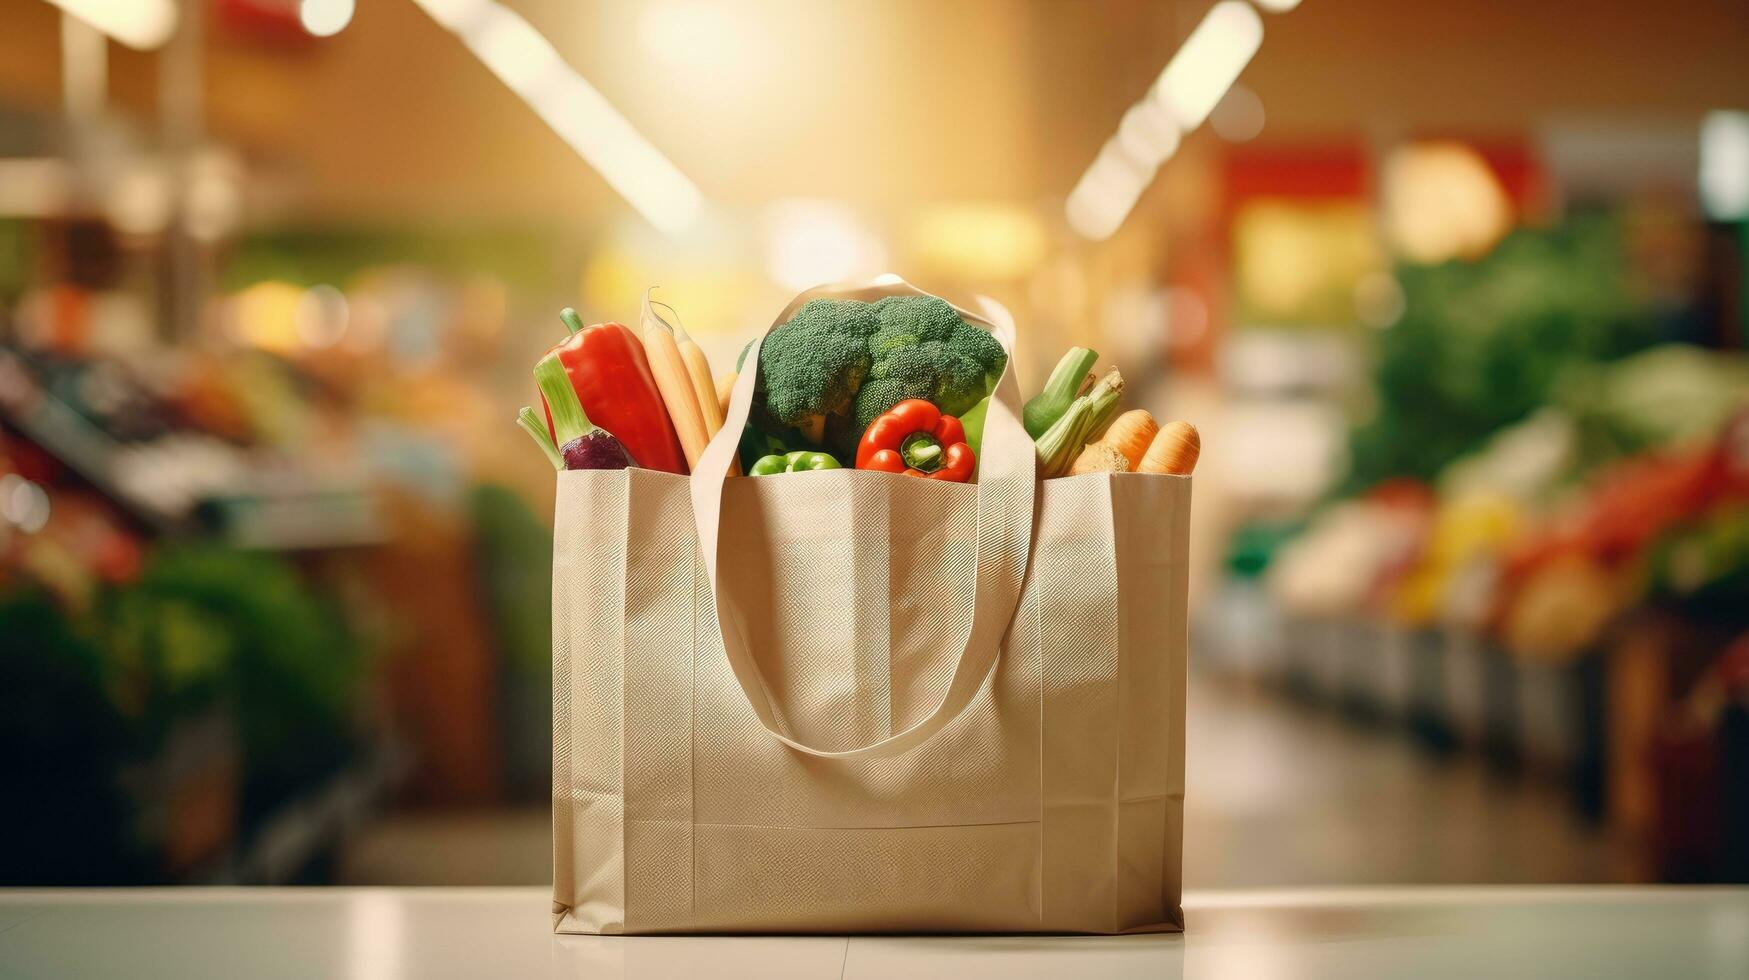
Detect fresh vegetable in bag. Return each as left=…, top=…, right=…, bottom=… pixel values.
left=534, top=357, right=637, bottom=471
left=1141, top=421, right=1200, bottom=475
left=1023, top=347, right=1098, bottom=439
left=749, top=451, right=842, bottom=475
left=538, top=308, right=686, bottom=474
left=1034, top=369, right=1124, bottom=478
left=741, top=295, right=1007, bottom=459
left=856, top=399, right=975, bottom=482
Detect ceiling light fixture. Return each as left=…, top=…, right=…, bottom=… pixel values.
left=42, top=0, right=177, bottom=50
left=1066, top=0, right=1285, bottom=240
left=299, top=0, right=355, bottom=38
left=410, top=0, right=705, bottom=236
left=1153, top=2, right=1264, bottom=131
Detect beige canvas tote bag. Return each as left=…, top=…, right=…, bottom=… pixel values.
left=552, top=279, right=1188, bottom=934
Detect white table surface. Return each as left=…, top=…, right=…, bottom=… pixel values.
left=2, top=886, right=1746, bottom=979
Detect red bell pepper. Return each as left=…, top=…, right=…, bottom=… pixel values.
left=540, top=308, right=687, bottom=474
left=855, top=399, right=975, bottom=482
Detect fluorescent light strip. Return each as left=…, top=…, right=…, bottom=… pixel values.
left=410, top=0, right=705, bottom=235
left=1700, top=111, right=1749, bottom=221
left=1153, top=2, right=1264, bottom=130
left=1065, top=0, right=1273, bottom=240
left=43, top=0, right=177, bottom=50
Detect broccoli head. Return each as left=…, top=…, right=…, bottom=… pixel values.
left=746, top=293, right=1007, bottom=456
left=851, top=295, right=1008, bottom=433
left=748, top=298, right=876, bottom=444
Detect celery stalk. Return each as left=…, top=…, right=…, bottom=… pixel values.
left=1033, top=369, right=1124, bottom=478
left=1023, top=347, right=1099, bottom=439
left=1083, top=382, right=1124, bottom=444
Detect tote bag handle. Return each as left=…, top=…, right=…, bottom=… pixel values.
left=690, top=279, right=1036, bottom=760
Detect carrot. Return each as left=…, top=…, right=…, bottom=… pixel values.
left=1070, top=442, right=1131, bottom=475
left=1140, top=420, right=1199, bottom=475
left=1097, top=410, right=1158, bottom=469
left=716, top=372, right=736, bottom=418
left=641, top=290, right=710, bottom=469
left=653, top=298, right=724, bottom=440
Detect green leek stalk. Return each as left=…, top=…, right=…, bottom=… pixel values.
left=517, top=406, right=563, bottom=469
left=533, top=356, right=637, bottom=470
left=1023, top=346, right=1099, bottom=439
left=1034, top=369, right=1124, bottom=478
left=1083, top=383, right=1124, bottom=444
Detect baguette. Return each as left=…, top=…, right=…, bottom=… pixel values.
left=1140, top=420, right=1199, bottom=475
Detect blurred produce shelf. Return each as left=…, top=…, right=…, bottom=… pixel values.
left=0, top=348, right=386, bottom=550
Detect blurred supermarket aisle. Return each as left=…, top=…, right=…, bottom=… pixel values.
left=1183, top=673, right=1620, bottom=887
left=6, top=0, right=1745, bottom=891
left=338, top=668, right=1620, bottom=887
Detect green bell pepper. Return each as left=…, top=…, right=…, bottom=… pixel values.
left=958, top=394, right=990, bottom=457
left=749, top=450, right=842, bottom=475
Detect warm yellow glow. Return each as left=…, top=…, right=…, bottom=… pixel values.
left=1152, top=2, right=1263, bottom=131
left=908, top=203, right=1049, bottom=281
left=1117, top=101, right=1181, bottom=168
left=1066, top=138, right=1153, bottom=241
left=45, top=0, right=176, bottom=50
left=1069, top=0, right=1269, bottom=240
left=638, top=1, right=766, bottom=83
left=230, top=282, right=305, bottom=353
left=759, top=200, right=886, bottom=292
left=1383, top=142, right=1512, bottom=264
left=1253, top=0, right=1304, bottom=11
left=579, top=219, right=762, bottom=341
left=410, top=0, right=705, bottom=236
left=1234, top=201, right=1383, bottom=323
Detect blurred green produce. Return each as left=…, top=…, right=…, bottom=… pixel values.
left=1645, top=506, right=1749, bottom=619
left=469, top=483, right=553, bottom=798
left=1344, top=216, right=1657, bottom=494
left=112, top=546, right=369, bottom=819
left=0, top=543, right=373, bottom=882
left=1556, top=345, right=1749, bottom=472
left=225, top=225, right=569, bottom=293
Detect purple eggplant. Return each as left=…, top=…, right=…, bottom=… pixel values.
left=530, top=357, right=638, bottom=471
left=560, top=428, right=637, bottom=470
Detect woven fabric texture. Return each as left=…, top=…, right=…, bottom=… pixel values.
left=552, top=280, right=1187, bottom=934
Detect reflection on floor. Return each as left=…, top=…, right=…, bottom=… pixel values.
left=340, top=671, right=1625, bottom=886
left=1184, top=675, right=1623, bottom=887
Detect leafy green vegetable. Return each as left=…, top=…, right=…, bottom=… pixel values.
left=1035, top=370, right=1124, bottom=478
left=744, top=299, right=876, bottom=445
left=1342, top=216, right=1657, bottom=494
left=1023, top=347, right=1098, bottom=439
left=1555, top=344, right=1749, bottom=471
left=745, top=295, right=1006, bottom=458
left=110, top=546, right=368, bottom=818
left=852, top=296, right=1007, bottom=435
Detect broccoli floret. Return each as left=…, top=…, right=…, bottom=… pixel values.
left=749, top=298, right=877, bottom=444
left=746, top=294, right=1007, bottom=456
left=851, top=296, right=1007, bottom=433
